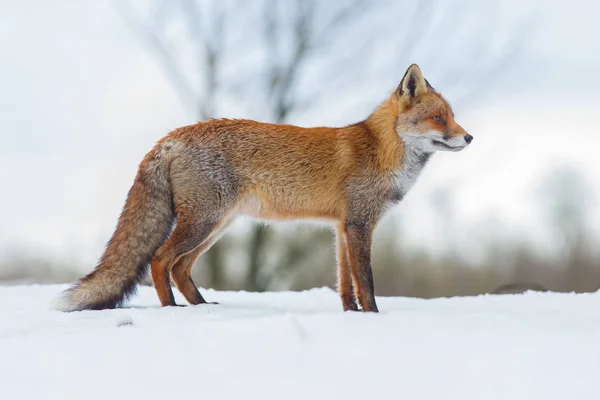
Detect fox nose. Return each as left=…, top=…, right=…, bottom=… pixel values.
left=464, top=134, right=473, bottom=144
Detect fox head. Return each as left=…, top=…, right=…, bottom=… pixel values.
left=394, top=64, right=472, bottom=152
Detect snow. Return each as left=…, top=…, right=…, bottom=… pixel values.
left=1, top=285, right=599, bottom=399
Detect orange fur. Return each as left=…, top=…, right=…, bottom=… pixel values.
left=57, top=64, right=471, bottom=313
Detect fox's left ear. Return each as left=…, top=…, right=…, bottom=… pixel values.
left=397, top=64, right=429, bottom=101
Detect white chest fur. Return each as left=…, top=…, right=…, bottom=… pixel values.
left=391, top=141, right=432, bottom=200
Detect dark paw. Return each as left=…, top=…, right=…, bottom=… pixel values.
left=342, top=299, right=359, bottom=312
left=360, top=304, right=379, bottom=313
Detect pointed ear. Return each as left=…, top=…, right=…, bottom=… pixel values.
left=424, top=78, right=435, bottom=91
left=397, top=64, right=429, bottom=100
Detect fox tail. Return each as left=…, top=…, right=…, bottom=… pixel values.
left=55, top=150, right=174, bottom=311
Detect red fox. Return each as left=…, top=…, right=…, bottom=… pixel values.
left=56, top=64, right=472, bottom=313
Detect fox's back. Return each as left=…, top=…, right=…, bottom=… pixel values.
left=168, top=119, right=362, bottom=220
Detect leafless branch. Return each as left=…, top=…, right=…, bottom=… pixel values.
left=115, top=0, right=536, bottom=293
left=114, top=0, right=197, bottom=112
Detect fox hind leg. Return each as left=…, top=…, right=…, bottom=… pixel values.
left=170, top=248, right=207, bottom=305
left=155, top=149, right=240, bottom=307
left=151, top=217, right=223, bottom=307
left=171, top=219, right=232, bottom=305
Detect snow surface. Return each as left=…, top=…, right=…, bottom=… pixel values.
left=1, top=285, right=599, bottom=400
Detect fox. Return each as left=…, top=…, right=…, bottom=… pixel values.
left=56, top=64, right=472, bottom=313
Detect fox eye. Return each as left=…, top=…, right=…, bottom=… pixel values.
left=431, top=115, right=443, bottom=122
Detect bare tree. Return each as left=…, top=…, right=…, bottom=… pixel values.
left=115, top=0, right=229, bottom=287
left=115, top=0, right=368, bottom=291
left=538, top=166, right=599, bottom=291
left=115, top=0, right=531, bottom=293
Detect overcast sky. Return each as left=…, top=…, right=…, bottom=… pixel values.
left=1, top=1, right=599, bottom=268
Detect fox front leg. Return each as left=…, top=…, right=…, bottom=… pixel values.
left=342, top=221, right=378, bottom=312
left=335, top=228, right=359, bottom=311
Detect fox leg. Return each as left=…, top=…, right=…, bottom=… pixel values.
left=170, top=247, right=207, bottom=305
left=342, top=222, right=379, bottom=312
left=151, top=217, right=222, bottom=307
left=171, top=219, right=232, bottom=305
left=335, top=228, right=359, bottom=311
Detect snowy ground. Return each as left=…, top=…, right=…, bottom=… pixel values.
left=1, top=285, right=599, bottom=399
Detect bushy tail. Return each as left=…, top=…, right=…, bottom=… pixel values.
left=56, top=151, right=175, bottom=311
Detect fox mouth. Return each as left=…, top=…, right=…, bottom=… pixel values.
left=432, top=139, right=464, bottom=152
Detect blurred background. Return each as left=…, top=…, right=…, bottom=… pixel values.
left=1, top=0, right=599, bottom=297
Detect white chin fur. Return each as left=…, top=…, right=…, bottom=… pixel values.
left=432, top=141, right=466, bottom=152
left=400, top=130, right=467, bottom=153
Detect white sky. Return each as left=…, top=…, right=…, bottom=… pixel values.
left=0, top=1, right=599, bottom=267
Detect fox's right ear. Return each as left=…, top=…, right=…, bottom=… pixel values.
left=397, top=64, right=429, bottom=101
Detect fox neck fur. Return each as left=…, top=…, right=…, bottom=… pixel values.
left=364, top=96, right=433, bottom=203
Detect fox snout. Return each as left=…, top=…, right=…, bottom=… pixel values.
left=449, top=123, right=473, bottom=149
left=445, top=131, right=473, bottom=144
left=433, top=126, right=472, bottom=152
left=451, top=122, right=472, bottom=145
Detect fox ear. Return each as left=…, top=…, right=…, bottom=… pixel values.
left=397, top=64, right=429, bottom=100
